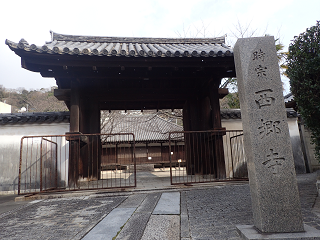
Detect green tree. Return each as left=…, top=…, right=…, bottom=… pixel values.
left=286, top=21, right=320, bottom=161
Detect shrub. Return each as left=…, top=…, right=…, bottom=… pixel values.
left=286, top=21, right=320, bottom=161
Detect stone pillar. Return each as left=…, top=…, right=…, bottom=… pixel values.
left=234, top=36, right=304, bottom=233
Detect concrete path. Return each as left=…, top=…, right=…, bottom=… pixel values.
left=0, top=172, right=319, bottom=239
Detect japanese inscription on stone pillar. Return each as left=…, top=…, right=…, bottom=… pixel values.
left=233, top=36, right=304, bottom=233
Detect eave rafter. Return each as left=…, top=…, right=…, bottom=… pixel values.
left=19, top=51, right=235, bottom=69
left=19, top=54, right=236, bottom=81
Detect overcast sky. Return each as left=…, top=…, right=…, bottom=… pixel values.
left=1, top=0, right=319, bottom=94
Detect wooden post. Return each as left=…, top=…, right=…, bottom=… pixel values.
left=183, top=99, right=196, bottom=175
left=199, top=96, right=215, bottom=175
left=209, top=80, right=226, bottom=179
left=70, top=80, right=80, bottom=133
left=79, top=98, right=101, bottom=180
left=183, top=95, right=213, bottom=175
left=68, top=79, right=80, bottom=186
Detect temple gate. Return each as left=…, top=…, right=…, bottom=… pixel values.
left=6, top=32, right=236, bottom=185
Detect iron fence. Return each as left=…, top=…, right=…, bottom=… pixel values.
left=19, top=133, right=136, bottom=194
left=169, top=130, right=247, bottom=185
left=19, top=130, right=246, bottom=193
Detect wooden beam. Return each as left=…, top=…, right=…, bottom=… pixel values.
left=54, top=88, right=71, bottom=101
left=99, top=100, right=186, bottom=110
left=54, top=86, right=227, bottom=103
left=39, top=65, right=235, bottom=79
left=218, top=88, right=229, bottom=99
left=209, top=80, right=222, bottom=129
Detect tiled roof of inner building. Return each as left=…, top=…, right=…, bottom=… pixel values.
left=220, top=109, right=298, bottom=119
left=0, top=109, right=298, bottom=126
left=5, top=32, right=233, bottom=58
left=284, top=92, right=295, bottom=103
left=102, top=114, right=183, bottom=143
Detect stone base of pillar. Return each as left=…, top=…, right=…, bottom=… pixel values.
left=236, top=225, right=320, bottom=240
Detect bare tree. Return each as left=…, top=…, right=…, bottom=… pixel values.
left=2, top=87, right=68, bottom=112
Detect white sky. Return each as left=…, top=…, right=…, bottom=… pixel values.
left=1, top=0, right=319, bottom=94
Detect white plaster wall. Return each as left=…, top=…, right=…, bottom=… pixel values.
left=222, top=119, right=243, bottom=130
left=287, top=118, right=306, bottom=173
left=0, top=123, right=70, bottom=194
left=222, top=117, right=307, bottom=174
left=221, top=119, right=246, bottom=178
left=0, top=102, right=11, bottom=113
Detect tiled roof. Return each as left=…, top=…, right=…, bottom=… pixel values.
left=221, top=109, right=242, bottom=119
left=0, top=109, right=297, bottom=126
left=0, top=112, right=70, bottom=125
left=284, top=92, right=294, bottom=103
left=284, top=92, right=296, bottom=108
left=102, top=114, right=183, bottom=143
left=5, top=32, right=233, bottom=58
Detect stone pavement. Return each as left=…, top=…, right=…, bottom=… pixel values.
left=0, top=171, right=319, bottom=240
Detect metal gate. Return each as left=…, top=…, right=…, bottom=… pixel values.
left=169, top=130, right=247, bottom=185
left=19, top=133, right=136, bottom=194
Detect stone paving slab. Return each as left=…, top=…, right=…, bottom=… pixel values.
left=0, top=195, right=127, bottom=240
left=181, top=191, right=190, bottom=239
left=115, top=212, right=151, bottom=240
left=118, top=194, right=147, bottom=208
left=153, top=192, right=180, bottom=215
left=136, top=192, right=161, bottom=213
left=83, top=207, right=136, bottom=240
left=141, top=215, right=180, bottom=240
left=115, top=193, right=161, bottom=240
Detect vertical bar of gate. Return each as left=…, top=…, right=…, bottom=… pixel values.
left=210, top=131, right=214, bottom=180
left=225, top=131, right=230, bottom=179
left=59, top=137, right=62, bottom=189
left=25, top=138, right=28, bottom=193
left=169, top=132, right=173, bottom=184
left=18, top=137, right=24, bottom=195
left=194, top=132, right=198, bottom=182
left=93, top=134, right=95, bottom=189
left=230, top=132, right=235, bottom=178
left=55, top=137, right=58, bottom=189
left=94, top=134, right=97, bottom=189
left=99, top=134, right=103, bottom=189
left=207, top=131, right=212, bottom=181
left=39, top=139, right=43, bottom=192
left=29, top=139, right=33, bottom=193
left=64, top=136, right=67, bottom=189
left=132, top=133, right=136, bottom=188
left=118, top=138, right=120, bottom=187
left=88, top=134, right=91, bottom=189
left=186, top=132, right=190, bottom=183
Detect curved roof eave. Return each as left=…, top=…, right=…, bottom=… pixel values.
left=5, top=32, right=234, bottom=58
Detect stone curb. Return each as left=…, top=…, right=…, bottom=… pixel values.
left=14, top=181, right=248, bottom=202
